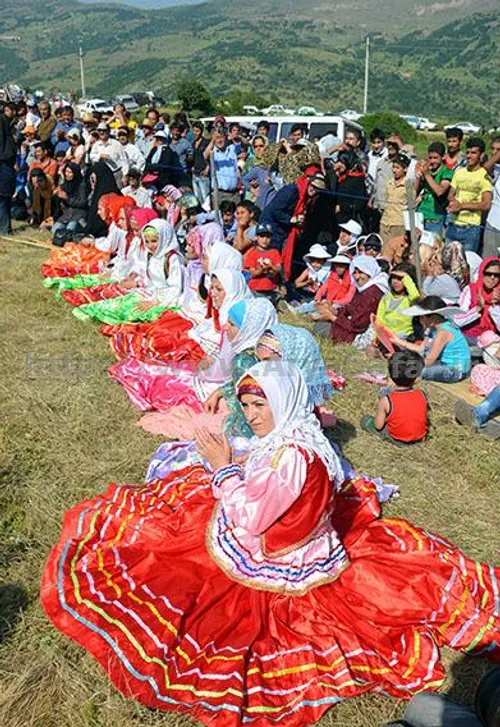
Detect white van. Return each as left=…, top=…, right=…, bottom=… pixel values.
left=201, top=115, right=363, bottom=144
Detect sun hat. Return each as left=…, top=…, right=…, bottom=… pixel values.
left=331, top=253, right=352, bottom=265
left=304, top=243, right=332, bottom=261
left=477, top=331, right=500, bottom=348
left=82, top=113, right=95, bottom=123
left=339, top=220, right=362, bottom=237
left=308, top=173, right=326, bottom=190
left=402, top=303, right=462, bottom=317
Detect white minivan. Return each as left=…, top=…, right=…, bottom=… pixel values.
left=201, top=115, right=363, bottom=144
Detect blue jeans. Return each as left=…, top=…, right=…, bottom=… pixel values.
left=192, top=174, right=211, bottom=206
left=52, top=219, right=79, bottom=235
left=445, top=222, right=482, bottom=252
left=0, top=195, right=12, bottom=234
left=474, top=385, right=500, bottom=425
left=384, top=692, right=481, bottom=727
left=421, top=362, right=465, bottom=382
left=424, top=219, right=444, bottom=237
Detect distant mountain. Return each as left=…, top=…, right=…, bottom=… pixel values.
left=78, top=0, right=201, bottom=7
left=1, top=0, right=499, bottom=124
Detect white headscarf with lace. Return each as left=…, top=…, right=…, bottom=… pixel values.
left=237, top=361, right=342, bottom=484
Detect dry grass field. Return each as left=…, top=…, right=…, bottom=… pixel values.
left=0, top=229, right=499, bottom=727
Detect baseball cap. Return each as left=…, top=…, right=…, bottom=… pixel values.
left=393, top=151, right=411, bottom=168
left=153, top=129, right=169, bottom=140
left=82, top=113, right=95, bottom=123
left=141, top=118, right=154, bottom=128
left=23, top=126, right=36, bottom=135
left=255, top=222, right=273, bottom=236
left=339, top=220, right=362, bottom=237
left=66, top=128, right=81, bottom=139
left=96, top=122, right=109, bottom=131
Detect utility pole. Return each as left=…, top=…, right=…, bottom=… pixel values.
left=363, top=35, right=370, bottom=116
left=406, top=184, right=422, bottom=289
left=79, top=45, right=86, bottom=99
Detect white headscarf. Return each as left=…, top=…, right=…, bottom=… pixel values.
left=139, top=218, right=181, bottom=290
left=208, top=241, right=243, bottom=274
left=211, top=268, right=253, bottom=325
left=201, top=298, right=278, bottom=387
left=350, top=254, right=389, bottom=293
left=229, top=298, right=278, bottom=354
left=238, top=361, right=342, bottom=483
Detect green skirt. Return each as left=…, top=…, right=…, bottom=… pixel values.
left=44, top=274, right=106, bottom=299
left=73, top=293, right=173, bottom=325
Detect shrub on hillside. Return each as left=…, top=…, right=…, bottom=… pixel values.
left=359, top=112, right=418, bottom=144
left=177, top=80, right=214, bottom=116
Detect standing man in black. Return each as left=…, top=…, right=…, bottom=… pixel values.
left=0, top=102, right=18, bottom=235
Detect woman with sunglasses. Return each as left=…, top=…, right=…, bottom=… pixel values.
left=459, top=256, right=500, bottom=340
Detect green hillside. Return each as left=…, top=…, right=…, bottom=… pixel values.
left=1, top=0, right=499, bottom=124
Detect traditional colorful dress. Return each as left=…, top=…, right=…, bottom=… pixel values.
left=40, top=194, right=135, bottom=279
left=56, top=208, right=159, bottom=306
left=72, top=218, right=184, bottom=325
left=107, top=265, right=249, bottom=370
left=121, top=299, right=277, bottom=439
left=41, top=362, right=500, bottom=727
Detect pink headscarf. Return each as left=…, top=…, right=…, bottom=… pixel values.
left=130, top=207, right=159, bottom=230
left=162, top=185, right=182, bottom=227
left=199, top=221, right=225, bottom=249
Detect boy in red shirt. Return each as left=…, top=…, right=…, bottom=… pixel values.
left=360, top=350, right=429, bottom=445
left=243, top=223, right=283, bottom=301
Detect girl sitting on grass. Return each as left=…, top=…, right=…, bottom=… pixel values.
left=390, top=295, right=471, bottom=383
left=375, top=262, right=420, bottom=339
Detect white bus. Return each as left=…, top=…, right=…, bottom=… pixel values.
left=201, top=115, right=364, bottom=144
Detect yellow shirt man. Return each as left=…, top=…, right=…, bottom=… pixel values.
left=450, top=167, right=493, bottom=227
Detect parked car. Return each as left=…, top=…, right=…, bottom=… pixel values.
left=418, top=117, right=438, bottom=131
left=242, top=105, right=260, bottom=115
left=114, top=94, right=140, bottom=113
left=400, top=115, right=421, bottom=130
left=339, top=109, right=362, bottom=121
left=444, top=121, right=481, bottom=135
left=261, top=104, right=296, bottom=116
left=297, top=106, right=320, bottom=116
left=77, top=98, right=113, bottom=115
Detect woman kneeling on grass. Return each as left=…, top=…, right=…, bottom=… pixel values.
left=72, top=218, right=184, bottom=325
left=42, top=361, right=500, bottom=727
left=390, top=295, right=471, bottom=383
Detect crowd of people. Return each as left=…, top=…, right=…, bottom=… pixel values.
left=1, top=94, right=500, bottom=726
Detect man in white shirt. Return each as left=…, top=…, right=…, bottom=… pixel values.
left=116, top=126, right=145, bottom=176
left=367, top=128, right=388, bottom=187
left=483, top=136, right=500, bottom=257
left=89, top=123, right=127, bottom=184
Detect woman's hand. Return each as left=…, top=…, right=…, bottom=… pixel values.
left=204, top=389, right=222, bottom=414
left=194, top=427, right=231, bottom=470
left=197, top=357, right=214, bottom=372
left=135, top=300, right=158, bottom=312
left=120, top=277, right=138, bottom=289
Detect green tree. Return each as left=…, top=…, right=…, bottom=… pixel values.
left=359, top=111, right=418, bottom=144
left=177, top=79, right=214, bottom=115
